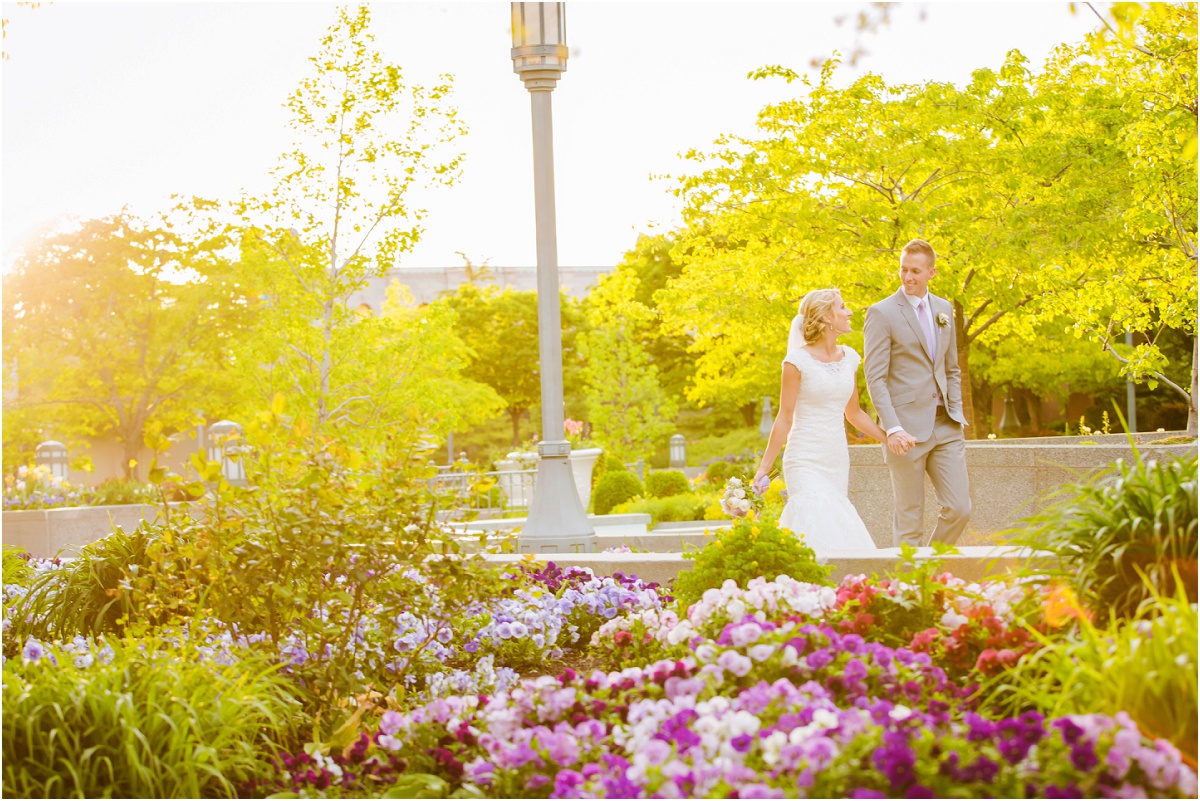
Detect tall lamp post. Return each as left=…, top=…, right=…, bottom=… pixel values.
left=511, top=1, right=595, bottom=553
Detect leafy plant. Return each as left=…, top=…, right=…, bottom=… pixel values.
left=611, top=493, right=711, bottom=525
left=592, top=471, right=644, bottom=515
left=1011, top=450, right=1197, bottom=623
left=2, top=632, right=300, bottom=799
left=2, top=545, right=33, bottom=587
left=7, top=522, right=159, bottom=647
left=644, top=469, right=690, bottom=498
left=672, top=517, right=832, bottom=607
left=87, top=477, right=158, bottom=506
left=976, top=574, right=1198, bottom=762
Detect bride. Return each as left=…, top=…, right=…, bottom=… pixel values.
left=751, top=288, right=892, bottom=552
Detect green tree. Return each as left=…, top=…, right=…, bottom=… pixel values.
left=1039, top=3, right=1197, bottom=433
left=579, top=269, right=677, bottom=461
left=231, top=5, right=472, bottom=446
left=434, top=284, right=584, bottom=448
left=2, top=212, right=248, bottom=478
left=659, top=27, right=1193, bottom=434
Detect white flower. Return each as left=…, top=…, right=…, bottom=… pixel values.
left=936, top=312, right=950, bottom=328
left=940, top=610, right=969, bottom=629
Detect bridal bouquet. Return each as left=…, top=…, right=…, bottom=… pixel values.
left=719, top=477, right=763, bottom=519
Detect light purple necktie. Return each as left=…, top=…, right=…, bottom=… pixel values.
left=917, top=297, right=936, bottom=356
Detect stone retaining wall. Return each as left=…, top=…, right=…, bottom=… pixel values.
left=849, top=442, right=1192, bottom=547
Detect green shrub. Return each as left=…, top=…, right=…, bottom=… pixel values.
left=1012, top=450, right=1197, bottom=623
left=611, top=493, right=710, bottom=525
left=687, top=428, right=763, bottom=467
left=645, top=470, right=690, bottom=498
left=672, top=518, right=832, bottom=607
left=2, top=632, right=299, bottom=798
left=593, top=471, right=644, bottom=515
left=704, top=460, right=733, bottom=486
left=591, top=451, right=626, bottom=489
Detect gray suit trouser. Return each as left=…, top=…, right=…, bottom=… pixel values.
left=884, top=408, right=971, bottom=547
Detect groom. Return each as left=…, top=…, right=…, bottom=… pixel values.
left=863, top=239, right=971, bottom=547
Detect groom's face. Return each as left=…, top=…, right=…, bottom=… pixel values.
left=899, top=252, right=936, bottom=297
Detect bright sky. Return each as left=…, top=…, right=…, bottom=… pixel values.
left=2, top=2, right=1100, bottom=272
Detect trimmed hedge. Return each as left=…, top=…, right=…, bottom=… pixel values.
left=592, top=471, right=644, bottom=515
left=645, top=470, right=690, bottom=499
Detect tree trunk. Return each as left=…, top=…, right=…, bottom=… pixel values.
left=954, top=301, right=977, bottom=438
left=123, top=437, right=139, bottom=480
left=1189, top=335, right=1198, bottom=436
left=510, top=408, right=523, bottom=447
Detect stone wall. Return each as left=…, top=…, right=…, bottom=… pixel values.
left=849, top=442, right=1193, bottom=547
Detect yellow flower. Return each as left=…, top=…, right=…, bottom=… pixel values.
left=1044, top=585, right=1091, bottom=628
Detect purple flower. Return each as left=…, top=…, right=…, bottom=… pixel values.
left=871, top=732, right=916, bottom=788
left=731, top=733, right=754, bottom=753
left=21, top=637, right=45, bottom=663
left=379, top=711, right=404, bottom=736
left=1070, top=741, right=1099, bottom=772
left=554, top=769, right=587, bottom=798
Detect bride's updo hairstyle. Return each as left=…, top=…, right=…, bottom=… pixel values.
left=797, top=289, right=842, bottom=344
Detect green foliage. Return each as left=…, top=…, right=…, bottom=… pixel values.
left=1012, top=450, right=1197, bottom=624
left=672, top=518, right=832, bottom=607
left=9, top=523, right=159, bottom=644
left=977, top=576, right=1197, bottom=761
left=592, top=471, right=644, bottom=516
left=1, top=212, right=248, bottom=478
left=87, top=478, right=159, bottom=506
left=658, top=10, right=1197, bottom=429
left=579, top=269, right=677, bottom=462
left=644, top=469, right=690, bottom=499
left=432, top=284, right=581, bottom=448
left=2, top=546, right=32, bottom=587
left=228, top=6, right=494, bottom=453
left=688, top=428, right=763, bottom=470
left=2, top=633, right=299, bottom=799
left=611, top=493, right=711, bottom=525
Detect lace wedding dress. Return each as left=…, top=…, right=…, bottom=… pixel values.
left=777, top=346, right=877, bottom=552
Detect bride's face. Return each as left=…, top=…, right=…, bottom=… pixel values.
left=828, top=297, right=853, bottom=335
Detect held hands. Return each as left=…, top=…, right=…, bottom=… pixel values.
left=887, top=430, right=917, bottom=456
left=752, top=473, right=771, bottom=495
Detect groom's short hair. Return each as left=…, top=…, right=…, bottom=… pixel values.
left=901, top=239, right=936, bottom=263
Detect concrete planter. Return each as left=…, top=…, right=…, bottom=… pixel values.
left=2, top=503, right=177, bottom=558
left=569, top=447, right=604, bottom=511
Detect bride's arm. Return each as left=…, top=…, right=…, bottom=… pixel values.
left=845, top=386, right=888, bottom=444
left=753, top=364, right=800, bottom=490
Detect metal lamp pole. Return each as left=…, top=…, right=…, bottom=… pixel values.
left=510, top=2, right=595, bottom=553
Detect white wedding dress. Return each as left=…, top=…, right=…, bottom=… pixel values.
left=777, top=345, right=877, bottom=552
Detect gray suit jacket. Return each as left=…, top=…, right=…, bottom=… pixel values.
left=863, top=288, right=967, bottom=442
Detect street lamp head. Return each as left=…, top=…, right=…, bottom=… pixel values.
left=511, top=2, right=567, bottom=91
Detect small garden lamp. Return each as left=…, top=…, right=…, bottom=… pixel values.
left=34, top=440, right=69, bottom=481
left=206, top=420, right=246, bottom=484
left=669, top=434, right=686, bottom=468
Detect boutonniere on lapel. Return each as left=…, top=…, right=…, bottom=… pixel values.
left=936, top=312, right=950, bottom=328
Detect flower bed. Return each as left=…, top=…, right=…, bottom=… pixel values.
left=247, top=562, right=1197, bottom=798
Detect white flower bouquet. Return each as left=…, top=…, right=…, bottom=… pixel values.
left=718, top=477, right=763, bottom=519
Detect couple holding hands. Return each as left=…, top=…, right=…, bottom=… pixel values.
left=751, top=239, right=972, bottom=553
